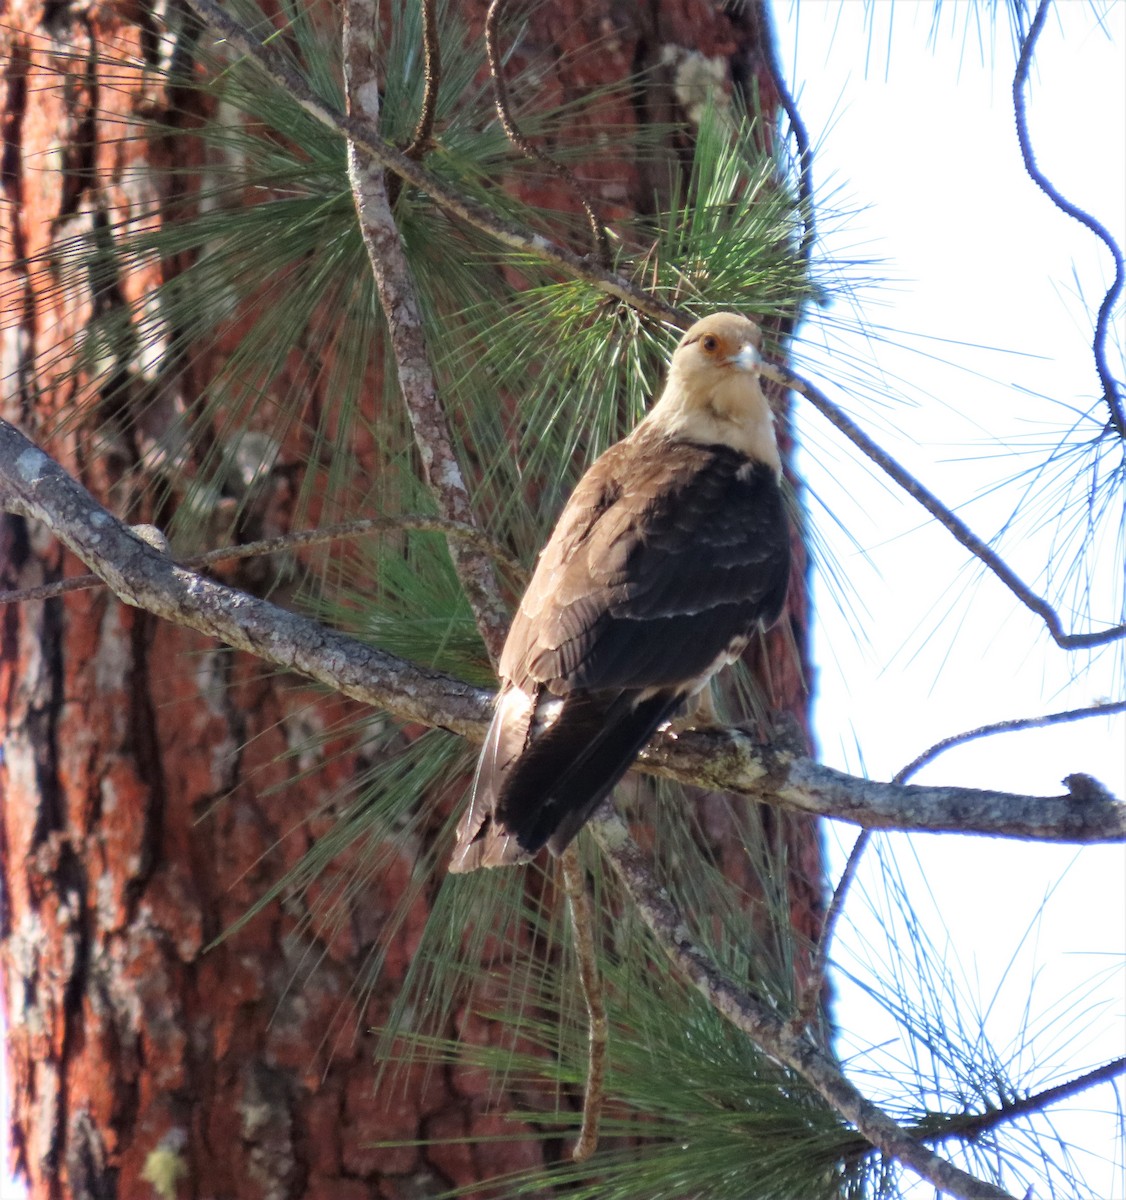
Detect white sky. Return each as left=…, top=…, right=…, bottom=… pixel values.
left=772, top=0, right=1125, bottom=1195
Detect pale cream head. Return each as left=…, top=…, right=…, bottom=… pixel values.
left=642, top=312, right=780, bottom=473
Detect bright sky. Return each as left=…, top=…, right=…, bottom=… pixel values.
left=772, top=0, right=1125, bottom=1194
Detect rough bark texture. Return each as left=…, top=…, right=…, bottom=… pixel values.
left=1, top=2, right=820, bottom=1196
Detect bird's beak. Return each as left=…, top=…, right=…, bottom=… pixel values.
left=729, top=343, right=761, bottom=372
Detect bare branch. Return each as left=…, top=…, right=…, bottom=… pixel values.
left=343, top=0, right=508, bottom=665
left=920, top=1057, right=1126, bottom=1144
left=483, top=0, right=610, bottom=266
left=1014, top=0, right=1126, bottom=439
left=3, top=417, right=1122, bottom=844
left=790, top=706, right=1126, bottom=1027
left=403, top=0, right=441, bottom=160
left=897, top=700, right=1126, bottom=785
left=559, top=846, right=607, bottom=1162
left=756, top=3, right=815, bottom=265
left=0, top=513, right=526, bottom=608
left=589, top=808, right=1019, bottom=1200
left=794, top=829, right=870, bottom=1033
left=760, top=359, right=1126, bottom=649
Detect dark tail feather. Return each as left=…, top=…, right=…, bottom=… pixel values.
left=498, top=690, right=682, bottom=858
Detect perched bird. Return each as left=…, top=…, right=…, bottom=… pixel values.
left=449, top=313, right=791, bottom=872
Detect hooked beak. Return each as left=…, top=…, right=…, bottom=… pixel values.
left=729, top=342, right=761, bottom=372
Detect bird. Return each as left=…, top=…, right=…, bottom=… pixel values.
left=448, top=312, right=791, bottom=873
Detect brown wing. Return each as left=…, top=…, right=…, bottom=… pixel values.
left=502, top=429, right=791, bottom=695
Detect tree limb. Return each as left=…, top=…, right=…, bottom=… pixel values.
left=589, top=808, right=1019, bottom=1200
left=918, top=1056, right=1126, bottom=1145
left=342, top=0, right=508, bottom=665
left=483, top=0, right=609, bottom=265
left=759, top=359, right=1126, bottom=650
left=0, top=418, right=490, bottom=738
left=185, top=0, right=682, bottom=327
left=2, top=417, right=1122, bottom=844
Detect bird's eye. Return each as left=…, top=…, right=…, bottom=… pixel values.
left=701, top=335, right=719, bottom=353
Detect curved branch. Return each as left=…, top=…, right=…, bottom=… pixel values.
left=760, top=359, right=1126, bottom=649
left=758, top=3, right=815, bottom=265
left=590, top=809, right=1018, bottom=1200
left=2, top=417, right=1122, bottom=844
left=403, top=0, right=441, bottom=160
left=1013, top=0, right=1126, bottom=439
left=484, top=0, right=610, bottom=266
left=897, top=700, right=1126, bottom=784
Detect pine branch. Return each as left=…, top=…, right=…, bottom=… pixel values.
left=343, top=0, right=508, bottom=665
left=918, top=1057, right=1126, bottom=1144
left=2, top=417, right=1122, bottom=843
left=559, top=846, right=607, bottom=1162
left=403, top=0, right=441, bottom=160
left=589, top=808, right=1020, bottom=1200
left=896, top=700, right=1126, bottom=784
left=760, top=359, right=1126, bottom=650
left=0, top=418, right=489, bottom=738
left=184, top=0, right=682, bottom=326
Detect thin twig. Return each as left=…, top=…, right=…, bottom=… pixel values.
left=1013, top=0, right=1126, bottom=439
left=794, top=829, right=870, bottom=1033
left=0, top=513, right=526, bottom=608
left=919, top=1057, right=1126, bottom=1144
left=403, top=0, right=441, bottom=159
left=759, top=5, right=815, bottom=265
left=3, top=416, right=1123, bottom=843
left=760, top=359, right=1126, bottom=650
left=343, top=0, right=508, bottom=665
left=589, top=808, right=1018, bottom=1200
left=897, top=700, right=1126, bottom=785
left=559, top=845, right=607, bottom=1163
left=483, top=0, right=610, bottom=266
left=184, top=0, right=1125, bottom=652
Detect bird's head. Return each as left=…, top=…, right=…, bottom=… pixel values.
left=645, top=313, right=779, bottom=471
left=669, top=313, right=764, bottom=388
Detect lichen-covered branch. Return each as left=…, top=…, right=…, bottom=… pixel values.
left=589, top=809, right=1019, bottom=1200
left=343, top=0, right=508, bottom=664
left=0, top=419, right=489, bottom=738
left=2, top=417, right=1122, bottom=845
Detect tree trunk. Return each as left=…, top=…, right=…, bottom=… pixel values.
left=1, top=1, right=820, bottom=1195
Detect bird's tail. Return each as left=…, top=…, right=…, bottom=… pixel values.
left=449, top=687, right=681, bottom=872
